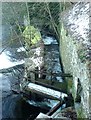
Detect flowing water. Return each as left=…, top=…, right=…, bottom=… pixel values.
left=0, top=35, right=67, bottom=119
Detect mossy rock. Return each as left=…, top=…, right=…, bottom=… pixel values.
left=75, top=103, right=86, bottom=118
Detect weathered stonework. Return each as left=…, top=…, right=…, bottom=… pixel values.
left=60, top=2, right=91, bottom=119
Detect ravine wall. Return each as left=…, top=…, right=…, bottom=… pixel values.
left=60, top=2, right=91, bottom=119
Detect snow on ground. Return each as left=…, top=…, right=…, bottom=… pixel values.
left=43, top=36, right=58, bottom=45
left=28, top=83, right=67, bottom=99
left=0, top=51, right=24, bottom=69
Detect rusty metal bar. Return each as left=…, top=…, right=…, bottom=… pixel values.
left=47, top=100, right=63, bottom=116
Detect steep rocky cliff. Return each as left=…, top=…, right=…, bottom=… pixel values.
left=60, top=2, right=90, bottom=118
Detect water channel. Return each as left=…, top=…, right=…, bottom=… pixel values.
left=1, top=35, right=67, bottom=119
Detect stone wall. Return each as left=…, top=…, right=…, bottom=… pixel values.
left=59, top=2, right=91, bottom=119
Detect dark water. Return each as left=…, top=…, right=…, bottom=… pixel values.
left=2, top=94, right=49, bottom=120
left=1, top=36, right=66, bottom=120
left=1, top=56, right=50, bottom=120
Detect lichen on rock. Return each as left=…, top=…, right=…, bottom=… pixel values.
left=60, top=2, right=91, bottom=119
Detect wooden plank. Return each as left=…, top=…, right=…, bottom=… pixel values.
left=29, top=70, right=72, bottom=77
left=25, top=76, right=67, bottom=93
left=47, top=101, right=61, bottom=116
left=47, top=100, right=64, bottom=116
left=35, top=81, right=66, bottom=93
left=27, top=83, right=67, bottom=101
left=35, top=79, right=67, bottom=93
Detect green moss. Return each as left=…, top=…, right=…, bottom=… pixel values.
left=77, top=46, right=87, bottom=63
left=60, top=22, right=88, bottom=120
left=61, top=23, right=67, bottom=38
left=75, top=103, right=86, bottom=119
left=71, top=84, right=76, bottom=100
left=67, top=78, right=73, bottom=92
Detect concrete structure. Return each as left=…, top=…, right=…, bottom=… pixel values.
left=60, top=2, right=90, bottom=118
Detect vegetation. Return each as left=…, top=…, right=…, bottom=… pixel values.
left=27, top=3, right=60, bottom=38
left=2, top=2, right=73, bottom=53
left=22, top=25, right=42, bottom=50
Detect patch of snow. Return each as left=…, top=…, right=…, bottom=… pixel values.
left=68, top=3, right=89, bottom=42
left=56, top=77, right=63, bottom=82
left=28, top=83, right=67, bottom=99
left=31, top=56, right=43, bottom=67
left=36, top=113, right=51, bottom=119
left=17, top=47, right=26, bottom=52
left=43, top=37, right=58, bottom=45
left=34, top=47, right=41, bottom=56
left=0, top=52, right=24, bottom=69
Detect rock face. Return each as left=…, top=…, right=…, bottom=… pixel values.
left=60, top=2, right=91, bottom=119
left=35, top=107, right=77, bottom=119
left=52, top=107, right=77, bottom=120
